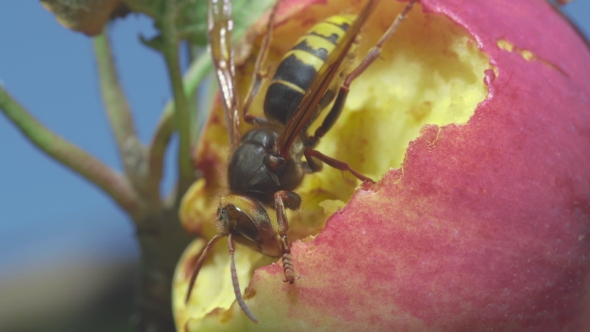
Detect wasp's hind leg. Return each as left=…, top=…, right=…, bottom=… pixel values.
left=303, top=0, right=417, bottom=181
left=304, top=148, right=374, bottom=183
left=274, top=190, right=301, bottom=284
left=242, top=0, right=282, bottom=126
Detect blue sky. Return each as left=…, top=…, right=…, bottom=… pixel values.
left=0, top=3, right=171, bottom=272
left=0, top=2, right=589, bottom=276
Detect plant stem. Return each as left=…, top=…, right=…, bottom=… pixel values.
left=0, top=86, right=141, bottom=218
left=163, top=47, right=194, bottom=197
left=148, top=53, right=212, bottom=193
left=158, top=1, right=195, bottom=197
left=133, top=207, right=193, bottom=332
left=93, top=29, right=137, bottom=150
left=93, top=28, right=147, bottom=184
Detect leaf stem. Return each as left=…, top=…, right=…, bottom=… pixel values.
left=161, top=4, right=196, bottom=197
left=93, top=29, right=147, bottom=183
left=148, top=45, right=212, bottom=197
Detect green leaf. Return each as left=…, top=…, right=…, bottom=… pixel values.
left=139, top=33, right=166, bottom=52
left=231, top=0, right=276, bottom=41
left=123, top=0, right=275, bottom=46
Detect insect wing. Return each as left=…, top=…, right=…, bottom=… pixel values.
left=208, top=0, right=241, bottom=147
left=277, top=0, right=379, bottom=156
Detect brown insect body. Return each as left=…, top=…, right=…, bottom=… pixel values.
left=186, top=0, right=418, bottom=323
left=227, top=128, right=306, bottom=205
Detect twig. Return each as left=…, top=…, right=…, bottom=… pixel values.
left=93, top=28, right=145, bottom=175
left=160, top=2, right=196, bottom=198
left=0, top=86, right=141, bottom=218
left=148, top=48, right=212, bottom=198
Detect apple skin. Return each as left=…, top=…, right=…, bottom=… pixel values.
left=176, top=0, right=590, bottom=330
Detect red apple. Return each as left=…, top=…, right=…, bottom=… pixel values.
left=174, top=0, right=590, bottom=330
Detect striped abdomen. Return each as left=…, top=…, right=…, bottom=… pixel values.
left=263, top=15, right=354, bottom=125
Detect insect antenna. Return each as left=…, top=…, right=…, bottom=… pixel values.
left=185, top=233, right=226, bottom=303
left=228, top=233, right=259, bottom=322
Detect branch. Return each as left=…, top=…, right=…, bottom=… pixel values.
left=93, top=29, right=147, bottom=183
left=148, top=53, right=212, bottom=194
left=164, top=54, right=194, bottom=194
left=0, top=86, right=141, bottom=218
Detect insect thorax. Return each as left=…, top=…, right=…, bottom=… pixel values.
left=227, top=129, right=305, bottom=204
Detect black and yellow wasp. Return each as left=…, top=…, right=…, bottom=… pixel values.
left=186, top=0, right=417, bottom=322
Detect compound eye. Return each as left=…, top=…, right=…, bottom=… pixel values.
left=216, top=206, right=226, bottom=221
left=223, top=206, right=256, bottom=240
left=220, top=195, right=274, bottom=248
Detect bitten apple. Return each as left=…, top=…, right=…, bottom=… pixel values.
left=174, top=0, right=590, bottom=330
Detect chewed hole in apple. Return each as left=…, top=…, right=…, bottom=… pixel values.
left=293, top=1, right=491, bottom=231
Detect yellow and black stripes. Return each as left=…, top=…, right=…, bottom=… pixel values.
left=263, top=15, right=354, bottom=125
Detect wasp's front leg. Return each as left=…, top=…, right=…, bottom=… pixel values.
left=274, top=190, right=301, bottom=283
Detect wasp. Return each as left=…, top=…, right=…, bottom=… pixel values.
left=186, top=0, right=417, bottom=322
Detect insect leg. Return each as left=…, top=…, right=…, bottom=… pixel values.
left=304, top=148, right=374, bottom=183
left=185, top=232, right=226, bottom=303
left=242, top=0, right=282, bottom=125
left=309, top=0, right=417, bottom=143
left=307, top=88, right=347, bottom=146
left=274, top=190, right=300, bottom=284
left=228, top=233, right=259, bottom=322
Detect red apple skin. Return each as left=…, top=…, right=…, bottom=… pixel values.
left=233, top=0, right=590, bottom=330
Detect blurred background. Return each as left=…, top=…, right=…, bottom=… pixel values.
left=0, top=1, right=588, bottom=331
